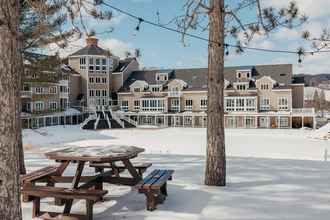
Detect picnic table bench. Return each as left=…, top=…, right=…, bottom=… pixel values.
left=20, top=166, right=58, bottom=202
left=90, top=162, right=152, bottom=176
left=22, top=186, right=107, bottom=220
left=137, top=169, right=174, bottom=211
left=21, top=145, right=147, bottom=220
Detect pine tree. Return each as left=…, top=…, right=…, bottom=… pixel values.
left=0, top=0, right=23, bottom=219
left=177, top=0, right=306, bottom=186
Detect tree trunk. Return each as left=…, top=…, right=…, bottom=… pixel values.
left=205, top=0, right=226, bottom=186
left=0, top=0, right=23, bottom=219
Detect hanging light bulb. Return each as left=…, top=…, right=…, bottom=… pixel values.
left=136, top=18, right=144, bottom=31
left=225, top=44, right=229, bottom=56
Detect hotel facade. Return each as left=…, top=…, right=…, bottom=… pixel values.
left=22, top=37, right=315, bottom=129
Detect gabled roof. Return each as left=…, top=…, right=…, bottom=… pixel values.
left=69, top=44, right=110, bottom=57
left=118, top=64, right=293, bottom=93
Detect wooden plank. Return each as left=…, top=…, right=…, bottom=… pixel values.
left=141, top=170, right=167, bottom=189
left=90, top=162, right=152, bottom=169
left=150, top=170, right=174, bottom=189
left=50, top=176, right=96, bottom=183
left=102, top=176, right=139, bottom=186
left=21, top=166, right=58, bottom=183
left=136, top=169, right=160, bottom=188
left=78, top=170, right=113, bottom=190
left=22, top=186, right=107, bottom=201
left=44, top=146, right=145, bottom=163
left=64, top=161, right=85, bottom=214
left=122, top=159, right=142, bottom=181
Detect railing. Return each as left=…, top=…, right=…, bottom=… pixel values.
left=105, top=113, right=111, bottom=128
left=94, top=115, right=100, bottom=130
left=80, top=113, right=97, bottom=129
left=168, top=91, right=182, bottom=97
left=110, top=108, right=125, bottom=128
left=20, top=90, right=32, bottom=98
left=120, top=114, right=138, bottom=127
left=292, top=108, right=315, bottom=115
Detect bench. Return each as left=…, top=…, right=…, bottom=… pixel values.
left=136, top=169, right=174, bottom=211
left=90, top=162, right=152, bottom=176
left=22, top=186, right=108, bottom=220
left=20, top=166, right=58, bottom=202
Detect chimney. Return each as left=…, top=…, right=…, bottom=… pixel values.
left=86, top=36, right=98, bottom=46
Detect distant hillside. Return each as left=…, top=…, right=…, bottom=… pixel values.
left=295, top=74, right=330, bottom=87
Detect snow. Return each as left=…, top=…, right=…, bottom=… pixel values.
left=22, top=125, right=330, bottom=219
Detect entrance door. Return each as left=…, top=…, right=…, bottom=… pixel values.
left=259, top=117, right=268, bottom=128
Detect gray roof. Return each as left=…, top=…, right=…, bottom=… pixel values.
left=69, top=44, right=110, bottom=57
left=114, top=57, right=136, bottom=72
left=119, top=64, right=293, bottom=92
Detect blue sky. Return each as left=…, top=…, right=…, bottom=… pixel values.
left=56, top=0, right=330, bottom=75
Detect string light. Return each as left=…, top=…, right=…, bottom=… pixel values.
left=225, top=44, right=229, bottom=56
left=136, top=18, right=144, bottom=31
left=86, top=0, right=330, bottom=64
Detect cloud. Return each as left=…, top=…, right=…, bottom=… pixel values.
left=100, top=38, right=135, bottom=58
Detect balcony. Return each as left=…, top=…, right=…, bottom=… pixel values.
left=21, top=90, right=32, bottom=98
left=168, top=91, right=182, bottom=97
left=292, top=108, right=315, bottom=115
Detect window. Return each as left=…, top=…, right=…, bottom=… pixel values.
left=245, top=116, right=255, bottom=128
left=96, top=90, right=100, bottom=97
left=185, top=99, right=193, bottom=111
left=246, top=98, right=256, bottom=111
left=80, top=58, right=86, bottom=70
left=236, top=98, right=245, bottom=111
left=134, top=87, right=141, bottom=93
left=225, top=98, right=235, bottom=112
left=49, top=101, right=57, bottom=110
left=238, top=73, right=241, bottom=78
left=89, top=90, right=94, bottom=97
left=89, top=77, right=94, bottom=83
left=279, top=117, right=289, bottom=127
left=89, top=58, right=94, bottom=71
left=60, top=86, right=68, bottom=93
left=102, top=58, right=107, bottom=66
left=141, top=99, right=165, bottom=112
left=102, top=90, right=107, bottom=97
left=102, top=78, right=107, bottom=83
left=121, top=100, right=129, bottom=111
left=171, top=99, right=180, bottom=112
left=260, top=98, right=270, bottom=111
left=156, top=73, right=169, bottom=82
left=236, top=84, right=246, bottom=90
left=134, top=100, right=140, bottom=111
left=278, top=97, right=289, bottom=111
left=261, top=84, right=269, bottom=90
left=95, top=58, right=100, bottom=71
left=102, top=99, right=106, bottom=106
left=35, top=87, right=43, bottom=94
left=96, top=77, right=100, bottom=83
left=35, top=102, right=44, bottom=111
left=49, top=86, right=57, bottom=94
left=201, top=99, right=208, bottom=111
left=151, top=86, right=161, bottom=92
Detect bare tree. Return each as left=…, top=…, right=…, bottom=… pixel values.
left=175, top=0, right=306, bottom=186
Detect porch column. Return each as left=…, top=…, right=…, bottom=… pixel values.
left=278, top=116, right=281, bottom=129
left=313, top=116, right=316, bottom=129
left=302, top=116, right=304, bottom=128
left=255, top=116, right=258, bottom=128
left=192, top=115, right=195, bottom=128
left=268, top=116, right=270, bottom=128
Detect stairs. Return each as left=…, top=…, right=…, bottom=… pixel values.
left=81, top=109, right=136, bottom=130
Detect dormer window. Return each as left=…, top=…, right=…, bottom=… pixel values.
left=134, top=88, right=141, bottom=93
left=80, top=58, right=86, bottom=70
left=236, top=70, right=252, bottom=80
left=156, top=73, right=169, bottom=82
left=238, top=73, right=241, bottom=78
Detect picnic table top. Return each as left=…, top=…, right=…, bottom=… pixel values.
left=44, top=145, right=145, bottom=162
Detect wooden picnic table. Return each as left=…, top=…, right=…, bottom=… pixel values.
left=43, top=145, right=145, bottom=215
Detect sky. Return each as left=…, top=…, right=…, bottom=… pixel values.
left=53, top=0, right=330, bottom=75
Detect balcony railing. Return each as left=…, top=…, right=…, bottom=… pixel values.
left=168, top=91, right=182, bottom=97
left=20, top=90, right=32, bottom=98
left=292, top=108, right=315, bottom=115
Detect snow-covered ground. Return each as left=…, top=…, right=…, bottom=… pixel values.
left=22, top=126, right=330, bottom=219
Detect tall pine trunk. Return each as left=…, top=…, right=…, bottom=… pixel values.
left=0, top=0, right=23, bottom=219
left=205, top=0, right=226, bottom=186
